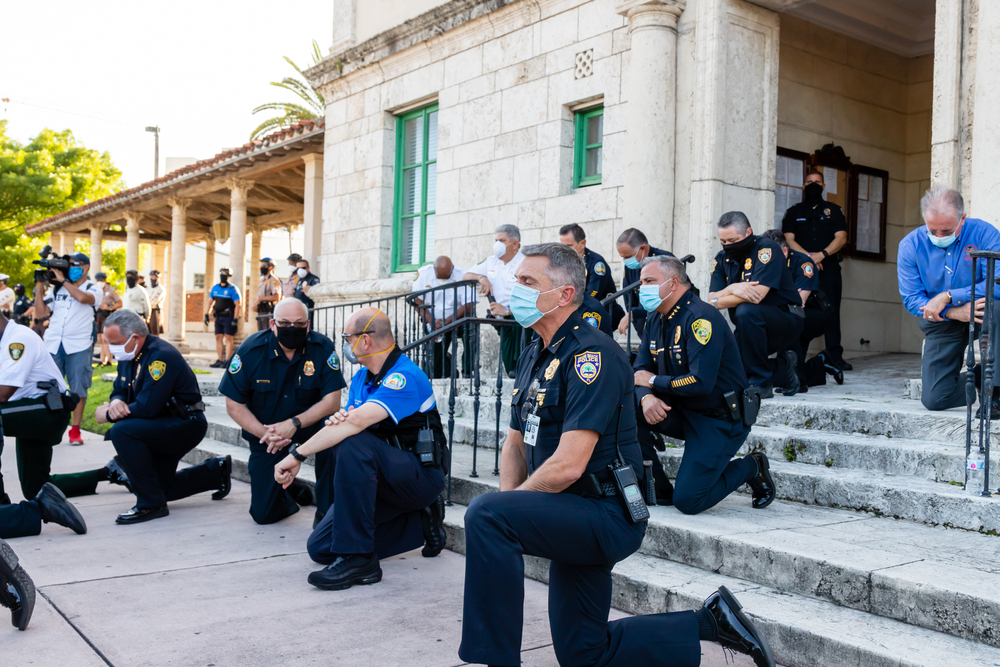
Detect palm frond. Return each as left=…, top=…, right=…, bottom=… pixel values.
left=251, top=102, right=317, bottom=118
left=250, top=40, right=328, bottom=140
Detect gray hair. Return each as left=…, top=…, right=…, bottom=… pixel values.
left=617, top=228, right=648, bottom=249
left=640, top=255, right=691, bottom=286
left=104, top=309, right=149, bottom=338
left=921, top=186, right=965, bottom=222
left=273, top=298, right=309, bottom=320
left=717, top=211, right=751, bottom=234
left=521, top=242, right=586, bottom=307
left=495, top=224, right=521, bottom=242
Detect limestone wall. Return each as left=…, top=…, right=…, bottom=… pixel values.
left=775, top=14, right=932, bottom=355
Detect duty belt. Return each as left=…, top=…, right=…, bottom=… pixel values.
left=563, top=471, right=618, bottom=498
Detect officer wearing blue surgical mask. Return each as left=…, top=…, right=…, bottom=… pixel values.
left=615, top=228, right=674, bottom=337
left=898, top=186, right=1000, bottom=416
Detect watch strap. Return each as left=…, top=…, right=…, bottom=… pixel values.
left=821, top=249, right=830, bottom=258
left=291, top=416, right=302, bottom=430
left=289, top=444, right=307, bottom=463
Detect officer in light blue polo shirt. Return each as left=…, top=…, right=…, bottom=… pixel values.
left=204, top=267, right=241, bottom=368
left=898, top=186, right=1000, bottom=415
left=274, top=307, right=447, bottom=591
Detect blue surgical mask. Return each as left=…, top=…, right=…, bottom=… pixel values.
left=639, top=281, right=674, bottom=312
left=927, top=231, right=957, bottom=249
left=509, top=283, right=564, bottom=328
left=68, top=266, right=84, bottom=282
left=624, top=255, right=641, bottom=270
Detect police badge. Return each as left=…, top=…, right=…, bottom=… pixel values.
left=303, top=360, right=315, bottom=376
left=544, top=358, right=560, bottom=381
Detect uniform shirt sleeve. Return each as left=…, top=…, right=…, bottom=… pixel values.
left=231, top=286, right=241, bottom=301
left=110, top=364, right=130, bottom=403
left=709, top=255, right=728, bottom=292
left=896, top=235, right=930, bottom=317
left=753, top=243, right=784, bottom=289
left=586, top=260, right=603, bottom=298
left=217, top=345, right=252, bottom=403
left=792, top=256, right=819, bottom=291
left=466, top=258, right=489, bottom=276
left=780, top=207, right=797, bottom=236
left=366, top=369, right=430, bottom=423
left=651, top=314, right=723, bottom=397
left=950, top=223, right=1000, bottom=306
left=413, top=267, right=431, bottom=292
left=0, top=334, right=31, bottom=390
left=830, top=205, right=848, bottom=234
left=127, top=353, right=177, bottom=419
left=320, top=348, right=347, bottom=396
left=561, top=346, right=626, bottom=434
left=306, top=275, right=320, bottom=287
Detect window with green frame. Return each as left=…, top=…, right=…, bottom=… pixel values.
left=393, top=103, right=438, bottom=272
left=573, top=106, right=603, bottom=188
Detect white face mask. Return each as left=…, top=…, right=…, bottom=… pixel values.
left=493, top=240, right=507, bottom=258
left=109, top=334, right=137, bottom=361
left=296, top=268, right=308, bottom=278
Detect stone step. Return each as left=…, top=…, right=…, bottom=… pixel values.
left=444, top=447, right=1000, bottom=649
left=443, top=502, right=1000, bottom=667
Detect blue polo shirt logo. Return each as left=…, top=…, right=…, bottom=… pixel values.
left=383, top=373, right=406, bottom=390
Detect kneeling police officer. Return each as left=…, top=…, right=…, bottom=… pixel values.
left=274, top=307, right=447, bottom=590
left=96, top=310, right=231, bottom=524
left=458, top=243, right=774, bottom=667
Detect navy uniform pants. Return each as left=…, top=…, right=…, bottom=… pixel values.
left=787, top=305, right=835, bottom=387
left=0, top=500, right=42, bottom=540
left=246, top=439, right=333, bottom=525
left=637, top=406, right=757, bottom=515
left=732, top=303, right=804, bottom=387
left=919, top=310, right=1000, bottom=411
left=108, top=414, right=222, bottom=509
left=459, top=491, right=700, bottom=667
left=818, top=260, right=843, bottom=359
left=307, top=431, right=444, bottom=563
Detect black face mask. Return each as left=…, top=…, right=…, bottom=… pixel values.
left=723, top=234, right=756, bottom=258
left=151, top=279, right=158, bottom=286
left=219, top=275, right=229, bottom=285
left=260, top=267, right=269, bottom=276
left=803, top=182, right=824, bottom=203
left=275, top=325, right=308, bottom=350
left=126, top=278, right=137, bottom=288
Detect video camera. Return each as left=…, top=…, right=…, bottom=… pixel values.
left=32, top=245, right=72, bottom=284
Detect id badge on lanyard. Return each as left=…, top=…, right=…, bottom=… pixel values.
left=522, top=378, right=541, bottom=447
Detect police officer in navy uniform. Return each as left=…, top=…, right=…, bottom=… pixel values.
left=95, top=310, right=231, bottom=525
left=616, top=227, right=675, bottom=337
left=559, top=223, right=625, bottom=327
left=633, top=255, right=776, bottom=517
left=11, top=285, right=32, bottom=326
left=709, top=212, right=804, bottom=397
left=273, top=307, right=447, bottom=590
left=781, top=169, right=851, bottom=370
left=458, top=244, right=774, bottom=667
left=219, top=298, right=345, bottom=525
left=577, top=293, right=612, bottom=336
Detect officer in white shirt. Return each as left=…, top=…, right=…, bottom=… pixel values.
left=147, top=270, right=165, bottom=334
left=32, top=252, right=102, bottom=445
left=0, top=275, right=14, bottom=316
left=463, top=224, right=526, bottom=375
left=412, top=256, right=475, bottom=378
left=122, top=270, right=151, bottom=322
left=0, top=310, right=128, bottom=508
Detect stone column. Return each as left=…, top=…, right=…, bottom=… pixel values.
left=246, top=225, right=263, bottom=336
left=332, top=0, right=357, bottom=53
left=55, top=231, right=68, bottom=255
left=167, top=198, right=191, bottom=347
left=302, top=154, right=325, bottom=274
left=971, top=1, right=1000, bottom=213
left=616, top=0, right=685, bottom=242
left=225, top=179, right=254, bottom=325
left=124, top=212, right=143, bottom=272
left=89, top=224, right=106, bottom=273
left=930, top=0, right=964, bottom=190
left=203, top=231, right=216, bottom=331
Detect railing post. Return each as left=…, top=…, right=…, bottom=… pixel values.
left=492, top=337, right=504, bottom=478
left=984, top=257, right=996, bottom=496
left=446, top=321, right=458, bottom=506
left=966, top=262, right=977, bottom=491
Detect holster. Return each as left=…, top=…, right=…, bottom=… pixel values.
left=807, top=290, right=832, bottom=312
left=741, top=387, right=761, bottom=427
left=36, top=381, right=76, bottom=413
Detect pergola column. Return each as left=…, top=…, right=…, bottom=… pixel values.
left=246, top=224, right=263, bottom=335
left=302, top=154, right=324, bottom=274
left=124, top=211, right=144, bottom=272
left=89, top=223, right=107, bottom=273
left=167, top=198, right=191, bottom=346
left=616, top=0, right=685, bottom=239
left=203, top=231, right=216, bottom=329
left=55, top=231, right=68, bottom=255
left=225, top=179, right=254, bottom=320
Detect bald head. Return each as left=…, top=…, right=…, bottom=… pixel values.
left=434, top=256, right=454, bottom=280
left=273, top=298, right=308, bottom=321
left=346, top=307, right=393, bottom=343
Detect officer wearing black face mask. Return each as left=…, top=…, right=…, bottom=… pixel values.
left=218, top=298, right=346, bottom=525
left=781, top=169, right=850, bottom=371
left=12, top=285, right=33, bottom=326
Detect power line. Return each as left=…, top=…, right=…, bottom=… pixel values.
left=0, top=97, right=144, bottom=130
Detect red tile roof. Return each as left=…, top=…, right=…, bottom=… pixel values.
left=26, top=119, right=325, bottom=234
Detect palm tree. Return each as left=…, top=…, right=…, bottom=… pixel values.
left=250, top=40, right=326, bottom=141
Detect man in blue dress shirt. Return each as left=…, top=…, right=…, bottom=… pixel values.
left=897, top=186, right=1000, bottom=415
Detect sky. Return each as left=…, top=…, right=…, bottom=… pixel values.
left=2, top=0, right=334, bottom=189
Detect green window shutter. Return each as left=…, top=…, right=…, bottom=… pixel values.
left=573, top=106, right=604, bottom=189
left=393, top=103, right=439, bottom=273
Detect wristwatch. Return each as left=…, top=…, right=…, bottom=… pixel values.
left=288, top=443, right=308, bottom=463
left=710, top=297, right=720, bottom=308
left=291, top=416, right=302, bottom=431
left=648, top=375, right=656, bottom=388
left=821, top=249, right=830, bottom=258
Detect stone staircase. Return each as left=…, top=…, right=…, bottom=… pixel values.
left=185, top=354, right=1000, bottom=666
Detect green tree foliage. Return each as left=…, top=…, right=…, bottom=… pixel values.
left=0, top=120, right=125, bottom=287
left=250, top=40, right=326, bottom=141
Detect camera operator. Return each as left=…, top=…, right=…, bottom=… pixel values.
left=32, top=252, right=101, bottom=446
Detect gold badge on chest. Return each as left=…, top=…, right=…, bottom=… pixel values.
left=544, top=358, right=560, bottom=381
left=674, top=326, right=681, bottom=344
left=744, top=258, right=753, bottom=270
left=303, top=360, right=316, bottom=376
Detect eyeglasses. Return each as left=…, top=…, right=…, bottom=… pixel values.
left=341, top=332, right=365, bottom=342
left=275, top=320, right=308, bottom=328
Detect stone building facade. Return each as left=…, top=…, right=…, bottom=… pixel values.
left=305, top=0, right=990, bottom=357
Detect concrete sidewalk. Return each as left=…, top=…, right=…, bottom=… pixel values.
left=2, top=432, right=762, bottom=667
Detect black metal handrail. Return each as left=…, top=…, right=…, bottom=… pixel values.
left=966, top=249, right=1000, bottom=497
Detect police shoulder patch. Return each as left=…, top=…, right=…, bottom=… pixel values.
left=327, top=351, right=340, bottom=370
left=712, top=259, right=717, bottom=273
left=149, top=360, right=166, bottom=381
left=574, top=351, right=601, bottom=385
left=692, top=319, right=712, bottom=345
left=229, top=354, right=242, bottom=374
left=383, top=372, right=406, bottom=390
left=8, top=342, right=24, bottom=361
left=595, top=262, right=606, bottom=276
left=758, top=248, right=772, bottom=264
left=582, top=312, right=602, bottom=329
left=803, top=263, right=814, bottom=278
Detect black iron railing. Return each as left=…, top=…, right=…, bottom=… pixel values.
left=966, top=249, right=1000, bottom=497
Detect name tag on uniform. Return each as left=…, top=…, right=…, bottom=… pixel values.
left=524, top=414, right=541, bottom=446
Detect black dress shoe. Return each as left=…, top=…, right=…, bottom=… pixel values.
left=212, top=455, right=232, bottom=500
left=116, top=505, right=169, bottom=525
left=313, top=510, right=326, bottom=530
left=817, top=351, right=844, bottom=385
left=288, top=479, right=315, bottom=506
left=832, top=356, right=852, bottom=371
left=746, top=452, right=776, bottom=509
left=975, top=398, right=1000, bottom=420
left=105, top=457, right=132, bottom=492
left=752, top=385, right=774, bottom=400
left=0, top=539, right=35, bottom=631
left=778, top=351, right=800, bottom=396
left=35, top=483, right=87, bottom=534
left=420, top=495, right=447, bottom=558
left=703, top=586, right=775, bottom=667
left=307, top=554, right=382, bottom=590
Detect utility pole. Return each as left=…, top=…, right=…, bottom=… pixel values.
left=145, top=126, right=160, bottom=178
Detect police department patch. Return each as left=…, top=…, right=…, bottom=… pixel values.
left=574, top=352, right=601, bottom=385
left=803, top=263, right=814, bottom=278
left=582, top=312, right=601, bottom=329
left=383, top=372, right=406, bottom=390
left=229, top=355, right=242, bottom=374
left=712, top=259, right=717, bottom=272
left=327, top=351, right=340, bottom=370
left=8, top=342, right=24, bottom=361
left=692, top=319, right=712, bottom=345
left=758, top=248, right=772, bottom=264
left=303, top=360, right=315, bottom=376
left=595, top=262, right=606, bottom=276
left=149, top=360, right=166, bottom=381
